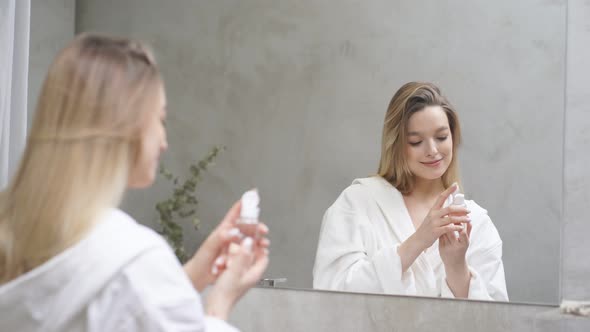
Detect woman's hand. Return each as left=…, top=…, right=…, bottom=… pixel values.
left=439, top=222, right=472, bottom=298
left=398, top=184, right=470, bottom=272
left=183, top=200, right=269, bottom=291
left=205, top=238, right=269, bottom=320
left=439, top=221, right=472, bottom=269
left=413, top=184, right=471, bottom=249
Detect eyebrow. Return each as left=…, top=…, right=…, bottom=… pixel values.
left=407, top=126, right=449, bottom=136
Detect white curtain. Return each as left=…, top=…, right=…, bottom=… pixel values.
left=0, top=0, right=30, bottom=189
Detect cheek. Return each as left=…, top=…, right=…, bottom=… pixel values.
left=406, top=145, right=414, bottom=162
left=408, top=145, right=424, bottom=161
left=406, top=146, right=421, bottom=162
left=444, top=138, right=453, bottom=154
left=142, top=134, right=160, bottom=161
left=134, top=132, right=158, bottom=169
left=442, top=139, right=453, bottom=163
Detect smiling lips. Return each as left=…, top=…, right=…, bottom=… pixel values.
left=421, top=159, right=443, bottom=167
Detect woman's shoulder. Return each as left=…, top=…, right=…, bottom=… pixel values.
left=89, top=209, right=202, bottom=326
left=331, top=176, right=393, bottom=208
left=89, top=233, right=203, bottom=331
left=99, top=208, right=168, bottom=249
left=79, top=208, right=175, bottom=280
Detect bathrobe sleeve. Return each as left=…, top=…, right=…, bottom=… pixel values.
left=87, top=242, right=241, bottom=332
left=312, top=185, right=420, bottom=295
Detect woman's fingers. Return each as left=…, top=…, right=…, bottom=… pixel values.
left=439, top=223, right=464, bottom=237
left=220, top=200, right=242, bottom=227
left=223, top=237, right=269, bottom=286
left=257, top=222, right=269, bottom=235
left=437, top=215, right=471, bottom=227
left=258, top=237, right=270, bottom=248
left=242, top=249, right=270, bottom=286
left=434, top=183, right=458, bottom=209
left=434, top=205, right=470, bottom=219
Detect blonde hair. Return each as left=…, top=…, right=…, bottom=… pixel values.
left=0, top=33, right=162, bottom=283
left=377, top=82, right=462, bottom=195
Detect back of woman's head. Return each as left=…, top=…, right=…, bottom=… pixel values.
left=0, top=33, right=162, bottom=282
left=377, top=82, right=462, bottom=194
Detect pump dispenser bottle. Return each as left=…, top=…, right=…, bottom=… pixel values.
left=236, top=189, right=260, bottom=238
left=451, top=191, right=467, bottom=239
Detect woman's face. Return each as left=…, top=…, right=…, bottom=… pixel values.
left=405, top=105, right=453, bottom=181
left=127, top=82, right=168, bottom=189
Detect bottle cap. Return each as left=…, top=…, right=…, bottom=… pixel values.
left=453, top=193, right=465, bottom=206
left=241, top=189, right=260, bottom=219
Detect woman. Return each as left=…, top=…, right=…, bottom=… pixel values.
left=313, top=82, right=507, bottom=301
left=0, top=34, right=269, bottom=331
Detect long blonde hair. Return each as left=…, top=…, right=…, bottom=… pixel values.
left=0, top=34, right=162, bottom=283
left=377, top=82, right=462, bottom=194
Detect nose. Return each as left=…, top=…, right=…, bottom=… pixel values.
left=426, top=139, right=438, bottom=157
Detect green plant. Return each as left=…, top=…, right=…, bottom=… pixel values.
left=156, top=145, right=225, bottom=262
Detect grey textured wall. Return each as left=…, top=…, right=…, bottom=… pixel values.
left=76, top=0, right=566, bottom=304
left=562, top=0, right=590, bottom=301
left=28, top=0, right=75, bottom=124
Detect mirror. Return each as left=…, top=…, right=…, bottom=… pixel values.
left=76, top=0, right=565, bottom=304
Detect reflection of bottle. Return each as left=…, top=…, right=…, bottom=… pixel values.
left=451, top=192, right=466, bottom=239
left=237, top=189, right=260, bottom=238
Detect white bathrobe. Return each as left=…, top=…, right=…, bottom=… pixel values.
left=0, top=209, right=239, bottom=332
left=313, top=176, right=508, bottom=301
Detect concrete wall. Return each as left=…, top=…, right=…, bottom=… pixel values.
left=562, top=0, right=590, bottom=301
left=76, top=0, right=566, bottom=304
left=28, top=0, right=75, bottom=124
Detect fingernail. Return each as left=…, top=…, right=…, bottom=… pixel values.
left=228, top=243, right=240, bottom=254
left=211, top=265, right=219, bottom=275
left=242, top=237, right=253, bottom=252
left=215, top=256, right=225, bottom=266
left=227, top=228, right=242, bottom=238
left=263, top=248, right=269, bottom=255
left=260, top=224, right=269, bottom=233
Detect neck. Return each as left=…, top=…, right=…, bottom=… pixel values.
left=409, top=177, right=445, bottom=199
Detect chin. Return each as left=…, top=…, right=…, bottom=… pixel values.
left=415, top=167, right=448, bottom=181
left=419, top=173, right=444, bottom=181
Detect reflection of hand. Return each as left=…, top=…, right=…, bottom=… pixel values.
left=206, top=238, right=270, bottom=320
left=183, top=200, right=270, bottom=292
left=413, top=184, right=470, bottom=250
left=398, top=184, right=470, bottom=273
left=439, top=221, right=472, bottom=269
left=439, top=222, right=472, bottom=298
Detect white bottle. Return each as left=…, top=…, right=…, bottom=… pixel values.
left=211, top=189, right=260, bottom=276
left=236, top=189, right=260, bottom=238
left=451, top=191, right=467, bottom=239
